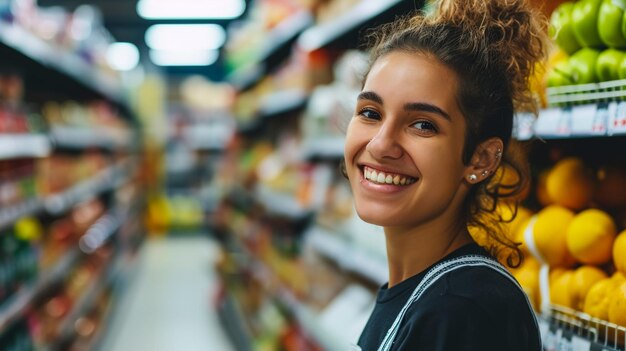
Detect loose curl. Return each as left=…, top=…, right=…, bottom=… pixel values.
left=361, top=0, right=547, bottom=268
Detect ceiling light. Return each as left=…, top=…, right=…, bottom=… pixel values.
left=145, top=24, right=226, bottom=51
left=137, top=0, right=245, bottom=20
left=149, top=49, right=219, bottom=66
left=106, top=42, right=140, bottom=71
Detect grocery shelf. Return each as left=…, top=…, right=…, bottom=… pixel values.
left=301, top=135, right=345, bottom=160
left=228, top=11, right=314, bottom=91
left=245, top=255, right=343, bottom=351
left=545, top=305, right=626, bottom=351
left=0, top=248, right=82, bottom=333
left=254, top=183, right=311, bottom=219
left=43, top=161, right=131, bottom=215
left=257, top=89, right=309, bottom=119
left=304, top=225, right=388, bottom=286
left=297, top=0, right=419, bottom=52
left=50, top=126, right=133, bottom=151
left=78, top=209, right=123, bottom=254
left=44, top=254, right=122, bottom=351
left=0, top=133, right=52, bottom=160
left=0, top=22, right=129, bottom=111
left=0, top=198, right=45, bottom=232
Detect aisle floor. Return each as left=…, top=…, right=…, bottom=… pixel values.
left=100, top=235, right=236, bottom=351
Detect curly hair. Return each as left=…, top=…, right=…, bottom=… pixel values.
left=362, top=0, right=548, bottom=267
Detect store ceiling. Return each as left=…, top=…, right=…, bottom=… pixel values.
left=37, top=0, right=252, bottom=81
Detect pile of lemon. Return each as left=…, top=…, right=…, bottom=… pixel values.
left=473, top=157, right=626, bottom=327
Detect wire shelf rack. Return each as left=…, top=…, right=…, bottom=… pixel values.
left=548, top=305, right=626, bottom=351
left=547, top=79, right=626, bottom=107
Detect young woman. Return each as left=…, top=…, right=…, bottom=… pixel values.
left=343, top=0, right=547, bottom=350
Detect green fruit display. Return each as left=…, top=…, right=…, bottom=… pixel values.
left=596, top=49, right=625, bottom=81
left=550, top=2, right=582, bottom=54
left=599, top=0, right=626, bottom=47
left=570, top=48, right=601, bottom=83
left=547, top=60, right=575, bottom=87
left=572, top=0, right=605, bottom=48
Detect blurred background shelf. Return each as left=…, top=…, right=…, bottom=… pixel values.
left=0, top=134, right=51, bottom=160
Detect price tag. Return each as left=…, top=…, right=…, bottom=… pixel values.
left=514, top=112, right=535, bottom=140
left=571, top=335, right=592, bottom=351
left=535, top=108, right=570, bottom=137
left=570, top=104, right=598, bottom=136
left=608, top=101, right=626, bottom=135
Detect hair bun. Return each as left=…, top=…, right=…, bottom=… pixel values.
left=435, top=0, right=547, bottom=112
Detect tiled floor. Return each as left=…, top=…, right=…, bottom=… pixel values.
left=100, top=235, right=235, bottom=351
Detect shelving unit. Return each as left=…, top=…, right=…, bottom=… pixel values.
left=0, top=134, right=51, bottom=160
left=0, top=22, right=128, bottom=111
left=0, top=248, right=81, bottom=332
left=50, top=127, right=133, bottom=151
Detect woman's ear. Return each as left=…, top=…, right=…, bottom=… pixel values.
left=464, top=137, right=503, bottom=184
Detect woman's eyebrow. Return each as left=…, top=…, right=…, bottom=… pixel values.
left=357, top=91, right=383, bottom=104
left=404, top=102, right=451, bottom=121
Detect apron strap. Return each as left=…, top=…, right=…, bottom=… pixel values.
left=377, top=255, right=540, bottom=351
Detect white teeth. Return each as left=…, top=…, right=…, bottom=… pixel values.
left=363, top=166, right=416, bottom=186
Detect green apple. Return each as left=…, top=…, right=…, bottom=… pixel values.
left=570, top=48, right=601, bottom=83
left=550, top=2, right=582, bottom=54
left=547, top=59, right=575, bottom=87
left=618, top=55, right=626, bottom=78
left=572, top=0, right=605, bottom=48
left=599, top=0, right=626, bottom=47
left=596, top=49, right=625, bottom=81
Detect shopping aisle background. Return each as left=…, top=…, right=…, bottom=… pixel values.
left=100, top=235, right=235, bottom=351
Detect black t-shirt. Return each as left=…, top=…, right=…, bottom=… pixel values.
left=357, top=243, right=542, bottom=351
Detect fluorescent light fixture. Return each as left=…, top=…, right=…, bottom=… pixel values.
left=137, top=0, right=245, bottom=19
left=149, top=49, right=219, bottom=66
left=106, top=42, right=140, bottom=71
left=145, top=24, right=226, bottom=51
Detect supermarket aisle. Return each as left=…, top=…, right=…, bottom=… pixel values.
left=100, top=235, right=235, bottom=351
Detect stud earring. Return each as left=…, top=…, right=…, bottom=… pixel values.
left=495, top=149, right=502, bottom=159
left=481, top=170, right=489, bottom=177
left=468, top=174, right=477, bottom=181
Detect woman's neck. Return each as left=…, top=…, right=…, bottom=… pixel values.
left=384, top=221, right=474, bottom=288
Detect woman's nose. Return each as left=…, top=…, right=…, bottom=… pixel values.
left=365, top=126, right=403, bottom=160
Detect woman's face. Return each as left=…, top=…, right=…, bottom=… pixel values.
left=344, top=52, right=470, bottom=229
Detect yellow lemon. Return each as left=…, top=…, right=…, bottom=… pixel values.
left=583, top=278, right=614, bottom=320
left=608, top=281, right=626, bottom=327
left=533, top=205, right=576, bottom=267
left=566, top=209, right=617, bottom=265
left=545, top=157, right=595, bottom=210
left=536, top=169, right=553, bottom=207
left=550, top=270, right=575, bottom=309
left=569, top=265, right=608, bottom=311
left=614, top=230, right=626, bottom=275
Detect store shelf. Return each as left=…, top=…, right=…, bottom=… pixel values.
left=44, top=254, right=122, bottom=351
left=0, top=22, right=128, bottom=110
left=0, top=248, right=82, bottom=333
left=304, top=225, right=388, bottom=286
left=244, top=254, right=343, bottom=351
left=228, top=11, right=314, bottom=91
left=297, top=0, right=418, bottom=52
left=258, top=89, right=308, bottom=119
left=78, top=209, right=123, bottom=254
left=43, top=162, right=131, bottom=216
left=514, top=103, right=626, bottom=141
left=0, top=197, right=45, bottom=232
left=255, top=183, right=311, bottom=219
left=302, top=135, right=345, bottom=160
left=50, top=126, right=133, bottom=151
left=0, top=133, right=52, bottom=160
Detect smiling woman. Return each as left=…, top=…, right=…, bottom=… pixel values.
left=344, top=0, right=548, bottom=350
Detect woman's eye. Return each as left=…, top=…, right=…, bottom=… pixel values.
left=358, top=108, right=381, bottom=120
left=412, top=121, right=437, bottom=132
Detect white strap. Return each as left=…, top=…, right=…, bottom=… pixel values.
left=377, top=255, right=540, bottom=351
